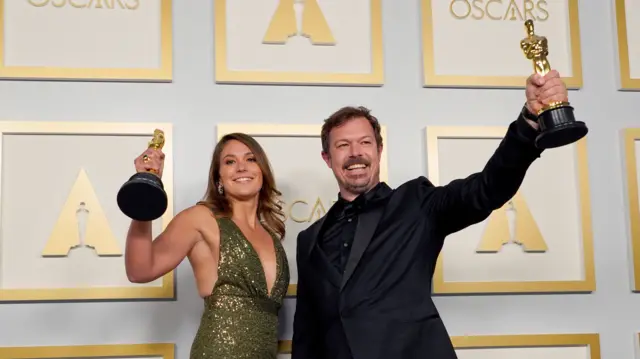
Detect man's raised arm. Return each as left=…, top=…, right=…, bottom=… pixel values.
left=421, top=71, right=570, bottom=237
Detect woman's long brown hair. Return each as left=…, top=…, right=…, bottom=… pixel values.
left=197, top=133, right=286, bottom=239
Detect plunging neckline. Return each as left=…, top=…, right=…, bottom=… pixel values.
left=227, top=218, right=280, bottom=298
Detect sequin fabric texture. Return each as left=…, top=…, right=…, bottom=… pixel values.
left=189, top=217, right=290, bottom=359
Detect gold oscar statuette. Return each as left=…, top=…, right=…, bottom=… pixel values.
left=116, top=129, right=168, bottom=221
left=519, top=19, right=587, bottom=149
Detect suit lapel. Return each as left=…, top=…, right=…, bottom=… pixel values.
left=340, top=185, right=392, bottom=291
left=306, top=215, right=327, bottom=257
left=303, top=205, right=342, bottom=288
left=310, top=243, right=341, bottom=288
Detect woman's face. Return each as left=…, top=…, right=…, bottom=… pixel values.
left=218, top=139, right=263, bottom=200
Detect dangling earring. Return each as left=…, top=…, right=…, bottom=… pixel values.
left=217, top=182, right=224, bottom=195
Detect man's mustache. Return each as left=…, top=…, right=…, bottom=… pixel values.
left=343, top=157, right=370, bottom=169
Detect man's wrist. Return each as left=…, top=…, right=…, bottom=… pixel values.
left=521, top=103, right=538, bottom=122
left=514, top=104, right=543, bottom=150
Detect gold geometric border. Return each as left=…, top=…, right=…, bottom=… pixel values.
left=213, top=0, right=384, bottom=86
left=0, top=122, right=175, bottom=302
left=426, top=126, right=595, bottom=294
left=452, top=333, right=600, bottom=356
left=615, top=0, right=640, bottom=90
left=420, top=0, right=583, bottom=89
left=279, top=333, right=600, bottom=355
left=217, top=123, right=389, bottom=296
left=623, top=128, right=640, bottom=291
left=0, top=0, right=173, bottom=81
left=278, top=340, right=292, bottom=354
left=0, top=343, right=175, bottom=359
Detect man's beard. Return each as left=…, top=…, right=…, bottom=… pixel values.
left=341, top=157, right=372, bottom=194
left=343, top=178, right=370, bottom=194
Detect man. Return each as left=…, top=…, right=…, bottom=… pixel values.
left=291, top=70, right=572, bottom=359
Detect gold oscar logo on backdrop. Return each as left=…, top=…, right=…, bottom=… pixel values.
left=284, top=197, right=337, bottom=223
left=475, top=191, right=547, bottom=253
left=449, top=0, right=549, bottom=21
left=263, top=0, right=336, bottom=45
left=42, top=168, right=122, bottom=257
left=27, top=0, right=139, bottom=10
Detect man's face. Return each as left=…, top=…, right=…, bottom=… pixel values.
left=322, top=117, right=382, bottom=200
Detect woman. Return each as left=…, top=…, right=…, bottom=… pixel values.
left=124, top=132, right=290, bottom=359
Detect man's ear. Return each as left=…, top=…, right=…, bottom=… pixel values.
left=321, top=151, right=331, bottom=168
left=377, top=144, right=383, bottom=154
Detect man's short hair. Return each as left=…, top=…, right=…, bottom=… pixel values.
left=321, top=106, right=383, bottom=154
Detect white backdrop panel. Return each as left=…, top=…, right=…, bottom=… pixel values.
left=623, top=0, right=640, bottom=79
left=430, top=0, right=573, bottom=77
left=0, top=133, right=164, bottom=290
left=225, top=0, right=372, bottom=74
left=456, top=346, right=588, bottom=359
left=3, top=0, right=162, bottom=69
left=435, top=135, right=586, bottom=284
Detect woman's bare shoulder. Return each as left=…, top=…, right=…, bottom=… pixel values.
left=181, top=203, right=214, bottom=216
left=166, top=204, right=216, bottom=228
left=181, top=204, right=226, bottom=231
left=182, top=204, right=226, bottom=248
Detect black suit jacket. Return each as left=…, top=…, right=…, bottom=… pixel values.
left=291, top=115, right=544, bottom=359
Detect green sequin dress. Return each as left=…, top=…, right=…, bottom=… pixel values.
left=189, top=217, right=290, bottom=359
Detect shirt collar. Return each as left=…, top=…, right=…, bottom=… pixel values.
left=334, top=182, right=385, bottom=213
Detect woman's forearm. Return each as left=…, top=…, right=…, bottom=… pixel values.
left=124, top=220, right=154, bottom=283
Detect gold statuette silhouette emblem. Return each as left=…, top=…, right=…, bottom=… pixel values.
left=42, top=168, right=122, bottom=257
left=476, top=192, right=547, bottom=253
left=263, top=0, right=335, bottom=45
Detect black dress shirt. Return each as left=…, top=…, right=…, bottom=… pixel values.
left=318, top=183, right=384, bottom=274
